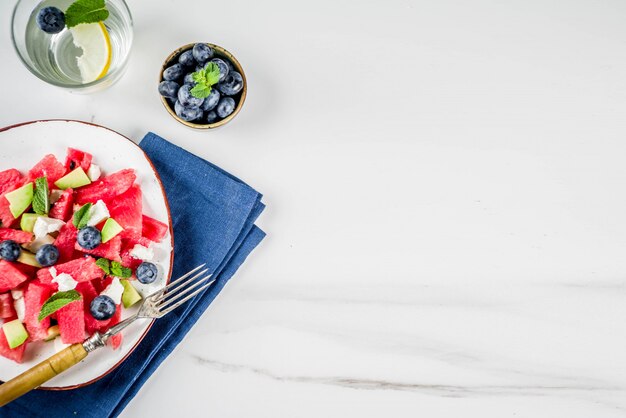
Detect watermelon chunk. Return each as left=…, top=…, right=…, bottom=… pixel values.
left=57, top=299, right=85, bottom=344
left=107, top=306, right=122, bottom=350
left=49, top=188, right=74, bottom=222
left=64, top=148, right=92, bottom=172
left=37, top=257, right=104, bottom=286
left=0, top=169, right=23, bottom=195
left=75, top=169, right=136, bottom=204
left=23, top=281, right=53, bottom=341
left=77, top=281, right=110, bottom=334
left=76, top=235, right=122, bottom=262
left=0, top=228, right=33, bottom=244
left=142, top=215, right=168, bottom=243
left=26, top=154, right=66, bottom=189
left=0, top=330, right=27, bottom=363
left=0, top=196, right=15, bottom=228
left=0, top=293, right=16, bottom=319
left=0, top=260, right=30, bottom=293
left=53, top=222, right=78, bottom=263
left=107, top=184, right=142, bottom=239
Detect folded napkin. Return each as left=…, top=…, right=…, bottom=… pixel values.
left=1, top=132, right=265, bottom=418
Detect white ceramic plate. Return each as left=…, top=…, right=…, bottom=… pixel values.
left=0, top=120, right=173, bottom=389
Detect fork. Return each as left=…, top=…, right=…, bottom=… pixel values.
left=0, top=264, right=213, bottom=407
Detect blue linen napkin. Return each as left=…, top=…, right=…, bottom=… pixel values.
left=0, top=132, right=265, bottom=418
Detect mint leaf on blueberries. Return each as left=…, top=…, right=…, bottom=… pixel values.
left=95, top=257, right=111, bottom=275
left=64, top=0, right=109, bottom=28
left=38, top=290, right=81, bottom=321
left=110, top=261, right=132, bottom=278
left=73, top=203, right=92, bottom=228
left=32, top=177, right=49, bottom=215
left=190, top=63, right=221, bottom=99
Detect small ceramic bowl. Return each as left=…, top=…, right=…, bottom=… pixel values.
left=159, top=43, right=247, bottom=129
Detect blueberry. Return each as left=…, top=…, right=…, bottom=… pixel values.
left=90, top=295, right=116, bottom=320
left=216, top=97, right=236, bottom=118
left=163, top=64, right=184, bottom=81
left=136, top=262, right=158, bottom=284
left=225, top=59, right=235, bottom=72
left=195, top=63, right=205, bottom=72
left=35, top=244, right=59, bottom=267
left=216, top=72, right=243, bottom=96
left=206, top=111, right=219, bottom=124
left=192, top=43, right=214, bottom=63
left=77, top=226, right=101, bottom=250
left=158, top=81, right=179, bottom=99
left=201, top=88, right=220, bottom=111
left=0, top=240, right=21, bottom=262
left=177, top=83, right=204, bottom=107
left=174, top=101, right=203, bottom=122
left=209, top=58, right=229, bottom=82
left=183, top=72, right=195, bottom=85
left=36, top=7, right=65, bottom=34
left=178, top=50, right=195, bottom=67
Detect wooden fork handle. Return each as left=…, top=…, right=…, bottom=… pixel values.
left=0, top=343, right=88, bottom=407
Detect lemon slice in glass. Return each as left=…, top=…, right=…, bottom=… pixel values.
left=70, top=22, right=112, bottom=84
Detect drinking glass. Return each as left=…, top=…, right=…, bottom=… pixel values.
left=11, top=0, right=133, bottom=93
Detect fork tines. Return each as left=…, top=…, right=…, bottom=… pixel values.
left=151, top=264, right=215, bottom=315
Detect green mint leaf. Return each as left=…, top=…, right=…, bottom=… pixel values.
left=64, top=0, right=109, bottom=28
left=32, top=177, right=49, bottom=215
left=192, top=69, right=206, bottom=84
left=190, top=83, right=211, bottom=99
left=95, top=258, right=111, bottom=275
left=189, top=63, right=221, bottom=98
left=204, top=62, right=221, bottom=86
left=73, top=203, right=92, bottom=229
left=110, top=261, right=132, bottom=278
left=38, top=290, right=81, bottom=321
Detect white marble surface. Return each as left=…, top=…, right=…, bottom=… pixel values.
left=2, top=0, right=626, bottom=416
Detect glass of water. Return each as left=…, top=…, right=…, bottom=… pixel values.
left=11, top=0, right=133, bottom=93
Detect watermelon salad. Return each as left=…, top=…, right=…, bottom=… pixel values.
left=0, top=148, right=169, bottom=364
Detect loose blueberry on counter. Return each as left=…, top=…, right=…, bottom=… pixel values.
left=35, top=244, right=59, bottom=267
left=206, top=111, right=219, bottom=124
left=201, top=88, right=220, bottom=111
left=136, top=262, right=158, bottom=284
left=209, top=58, right=229, bottom=82
left=178, top=50, right=195, bottom=67
left=158, top=81, right=180, bottom=99
left=177, top=84, right=204, bottom=108
left=90, top=295, right=116, bottom=320
left=216, top=71, right=243, bottom=96
left=36, top=7, right=65, bottom=34
left=0, top=240, right=21, bottom=262
left=192, top=43, right=214, bottom=63
left=163, top=63, right=184, bottom=81
left=216, top=97, right=236, bottom=118
left=77, top=226, right=101, bottom=250
left=183, top=72, right=195, bottom=85
left=174, top=101, right=203, bottom=122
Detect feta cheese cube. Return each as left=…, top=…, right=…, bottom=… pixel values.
left=129, top=244, right=154, bottom=261
left=101, top=277, right=124, bottom=305
left=87, top=164, right=101, bottom=181
left=33, top=217, right=65, bottom=239
left=49, top=267, right=78, bottom=292
left=49, top=189, right=64, bottom=204
left=13, top=298, right=25, bottom=322
left=86, top=200, right=110, bottom=227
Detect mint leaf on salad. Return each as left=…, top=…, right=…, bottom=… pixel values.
left=32, top=177, right=49, bottom=215
left=73, top=203, right=92, bottom=228
left=190, top=63, right=221, bottom=99
left=95, top=257, right=110, bottom=274
left=38, top=290, right=81, bottom=321
left=64, top=0, right=109, bottom=28
left=110, top=261, right=132, bottom=278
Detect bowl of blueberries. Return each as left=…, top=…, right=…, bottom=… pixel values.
left=158, top=43, right=246, bottom=129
